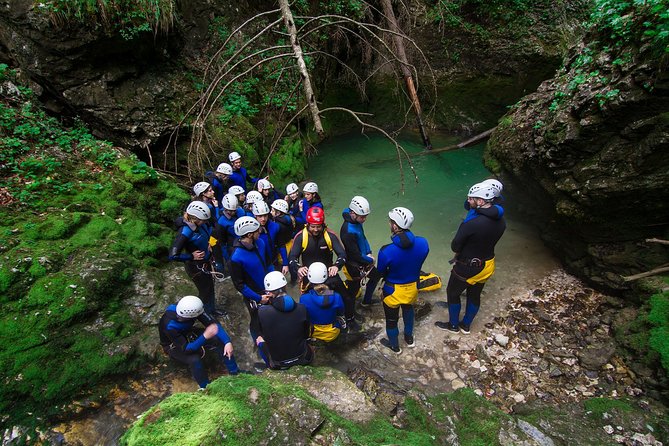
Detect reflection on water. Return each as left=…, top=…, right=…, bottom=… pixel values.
left=307, top=132, right=559, bottom=308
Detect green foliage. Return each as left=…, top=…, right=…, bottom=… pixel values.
left=446, top=388, right=509, bottom=445
left=0, top=69, right=186, bottom=426
left=647, top=291, right=669, bottom=371
left=590, top=0, right=669, bottom=53
left=40, top=0, right=176, bottom=40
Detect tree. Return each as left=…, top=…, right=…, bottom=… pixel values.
left=168, top=1, right=437, bottom=189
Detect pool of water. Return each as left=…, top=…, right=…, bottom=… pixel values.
left=306, top=131, right=559, bottom=296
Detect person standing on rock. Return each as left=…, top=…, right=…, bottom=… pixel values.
left=377, top=207, right=430, bottom=354
left=256, top=271, right=314, bottom=369
left=229, top=216, right=273, bottom=364
left=289, top=207, right=358, bottom=331
left=169, top=201, right=225, bottom=316
left=340, top=196, right=382, bottom=308
left=435, top=183, right=506, bottom=334
left=159, top=295, right=238, bottom=389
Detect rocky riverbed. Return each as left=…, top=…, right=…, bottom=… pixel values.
left=10, top=268, right=667, bottom=445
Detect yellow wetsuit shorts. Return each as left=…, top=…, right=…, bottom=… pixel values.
left=382, top=282, right=419, bottom=308
left=311, top=324, right=340, bottom=342
left=465, top=258, right=496, bottom=285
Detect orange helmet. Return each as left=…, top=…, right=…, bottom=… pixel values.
left=306, top=207, right=325, bottom=225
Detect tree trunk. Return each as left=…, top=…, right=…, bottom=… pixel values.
left=380, top=0, right=432, bottom=149
left=278, top=0, right=325, bottom=139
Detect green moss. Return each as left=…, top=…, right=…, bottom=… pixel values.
left=648, top=291, right=669, bottom=371
left=123, top=372, right=440, bottom=446
left=0, top=266, right=14, bottom=294
left=583, top=398, right=633, bottom=418
left=446, top=388, right=509, bottom=446
left=269, top=137, right=307, bottom=186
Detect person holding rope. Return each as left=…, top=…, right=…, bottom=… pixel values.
left=169, top=201, right=226, bottom=316
left=340, top=196, right=382, bottom=308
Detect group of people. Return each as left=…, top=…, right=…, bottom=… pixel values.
left=159, top=150, right=506, bottom=389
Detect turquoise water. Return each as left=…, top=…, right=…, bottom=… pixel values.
left=308, top=132, right=500, bottom=272
left=306, top=132, right=559, bottom=301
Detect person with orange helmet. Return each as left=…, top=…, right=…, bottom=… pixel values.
left=288, top=207, right=359, bottom=330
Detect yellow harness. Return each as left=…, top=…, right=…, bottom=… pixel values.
left=301, top=227, right=333, bottom=251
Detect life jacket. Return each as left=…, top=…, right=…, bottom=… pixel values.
left=418, top=271, right=442, bottom=292
left=301, top=227, right=333, bottom=252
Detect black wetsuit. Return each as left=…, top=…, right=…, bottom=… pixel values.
left=288, top=228, right=354, bottom=319
left=257, top=296, right=313, bottom=369
left=340, top=209, right=382, bottom=304
left=447, top=207, right=506, bottom=327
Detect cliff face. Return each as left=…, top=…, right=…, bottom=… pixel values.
left=0, top=0, right=225, bottom=148
left=487, top=4, right=669, bottom=292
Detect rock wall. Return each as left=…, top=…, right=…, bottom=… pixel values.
left=487, top=20, right=669, bottom=292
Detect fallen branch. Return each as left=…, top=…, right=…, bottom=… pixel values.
left=646, top=238, right=669, bottom=246
left=622, top=264, right=669, bottom=282
left=411, top=127, right=496, bottom=158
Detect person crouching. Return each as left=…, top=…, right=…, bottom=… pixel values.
left=256, top=271, right=314, bottom=369
left=158, top=295, right=238, bottom=390
left=300, top=262, right=345, bottom=343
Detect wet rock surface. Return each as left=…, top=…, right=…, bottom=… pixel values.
left=34, top=268, right=668, bottom=445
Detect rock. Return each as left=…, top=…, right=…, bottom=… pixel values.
left=451, top=379, right=466, bottom=390
left=495, top=334, right=510, bottom=347
left=577, top=341, right=616, bottom=370
left=517, top=420, right=555, bottom=446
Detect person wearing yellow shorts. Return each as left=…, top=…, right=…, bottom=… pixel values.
left=435, top=182, right=506, bottom=334
left=377, top=207, right=429, bottom=354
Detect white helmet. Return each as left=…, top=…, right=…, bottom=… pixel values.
left=286, top=183, right=299, bottom=195
left=303, top=182, right=318, bottom=193
left=228, top=185, right=245, bottom=196
left=193, top=182, right=210, bottom=196
left=252, top=201, right=270, bottom=216
left=216, top=163, right=232, bottom=175
left=176, top=295, right=204, bottom=318
left=246, top=190, right=263, bottom=205
left=186, top=201, right=211, bottom=221
left=388, top=207, right=413, bottom=229
left=264, top=271, right=287, bottom=292
left=307, top=262, right=328, bottom=284
left=468, top=183, right=495, bottom=200
left=234, top=216, right=260, bottom=236
left=228, top=151, right=241, bottom=162
left=481, top=179, right=503, bottom=197
left=271, top=199, right=289, bottom=214
left=349, top=196, right=370, bottom=216
left=257, top=179, right=271, bottom=190
left=221, top=193, right=238, bottom=211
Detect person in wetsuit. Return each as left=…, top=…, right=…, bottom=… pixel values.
left=159, top=295, right=238, bottom=389
left=253, top=200, right=288, bottom=275
left=377, top=207, right=429, bottom=354
left=229, top=216, right=273, bottom=363
left=300, top=262, right=345, bottom=342
left=211, top=162, right=233, bottom=203
left=192, top=181, right=219, bottom=223
left=256, top=271, right=313, bottom=369
left=271, top=199, right=297, bottom=281
left=435, top=183, right=506, bottom=334
left=288, top=207, right=359, bottom=331
left=340, top=196, right=382, bottom=308
left=257, top=178, right=282, bottom=207
left=169, top=201, right=224, bottom=316
left=295, top=182, right=323, bottom=228
left=228, top=151, right=258, bottom=190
